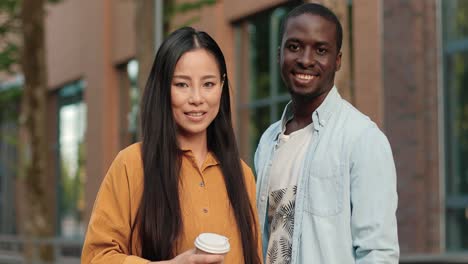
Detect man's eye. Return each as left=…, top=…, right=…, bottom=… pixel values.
left=174, top=82, right=188, bottom=88
left=287, top=44, right=300, bottom=51
left=317, top=48, right=327, bottom=55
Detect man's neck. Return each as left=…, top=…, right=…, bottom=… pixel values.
left=285, top=91, right=329, bottom=135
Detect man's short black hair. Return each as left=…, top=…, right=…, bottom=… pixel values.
left=280, top=3, right=343, bottom=52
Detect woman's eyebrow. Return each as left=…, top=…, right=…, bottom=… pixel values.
left=172, top=75, right=191, bottom=80
left=201, top=75, right=218, bottom=80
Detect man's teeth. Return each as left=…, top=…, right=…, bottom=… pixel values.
left=187, top=112, right=204, bottom=117
left=296, top=73, right=314, bottom=80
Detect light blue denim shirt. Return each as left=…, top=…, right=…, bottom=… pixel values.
left=255, top=87, right=399, bottom=264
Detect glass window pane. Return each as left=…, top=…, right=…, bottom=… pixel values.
left=249, top=17, right=271, bottom=101
left=446, top=208, right=468, bottom=251
left=117, top=60, right=139, bottom=148
left=270, top=8, right=289, bottom=97
left=250, top=106, right=271, bottom=160
left=443, top=0, right=468, bottom=42
left=443, top=0, right=468, bottom=251
left=58, top=82, right=86, bottom=239
left=127, top=60, right=139, bottom=143
left=445, top=51, right=468, bottom=196
left=0, top=85, right=20, bottom=234
left=0, top=120, right=17, bottom=234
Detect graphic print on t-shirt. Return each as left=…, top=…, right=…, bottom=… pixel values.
left=266, top=186, right=296, bottom=264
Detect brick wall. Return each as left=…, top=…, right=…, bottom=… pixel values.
left=382, top=0, right=441, bottom=254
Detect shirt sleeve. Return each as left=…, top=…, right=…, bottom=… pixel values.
left=242, top=162, right=264, bottom=264
left=350, top=125, right=400, bottom=264
left=81, top=152, right=149, bottom=264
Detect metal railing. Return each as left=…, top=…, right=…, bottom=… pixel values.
left=3, top=235, right=468, bottom=264
left=400, top=253, right=468, bottom=264
left=0, top=235, right=81, bottom=264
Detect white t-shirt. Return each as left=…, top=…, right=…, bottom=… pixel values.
left=266, top=123, right=313, bottom=264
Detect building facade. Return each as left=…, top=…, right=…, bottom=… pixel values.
left=1, top=0, right=468, bottom=262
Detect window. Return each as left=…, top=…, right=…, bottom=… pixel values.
left=0, top=79, right=21, bottom=234
left=442, top=0, right=468, bottom=251
left=117, top=59, right=139, bottom=148
left=57, top=80, right=86, bottom=239
left=234, top=3, right=300, bottom=164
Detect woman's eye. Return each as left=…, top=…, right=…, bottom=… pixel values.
left=174, top=82, right=188, bottom=88
left=204, top=82, right=215, bottom=88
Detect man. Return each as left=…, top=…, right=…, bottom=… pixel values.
left=254, top=3, right=399, bottom=264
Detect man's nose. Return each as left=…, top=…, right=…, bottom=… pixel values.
left=297, top=48, right=315, bottom=68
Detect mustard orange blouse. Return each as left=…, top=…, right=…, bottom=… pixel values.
left=81, top=143, right=262, bottom=264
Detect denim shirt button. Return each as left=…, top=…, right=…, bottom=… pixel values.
left=261, top=195, right=266, bottom=202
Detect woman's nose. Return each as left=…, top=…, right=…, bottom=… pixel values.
left=188, top=87, right=203, bottom=105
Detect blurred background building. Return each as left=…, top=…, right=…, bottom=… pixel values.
left=0, top=0, right=467, bottom=263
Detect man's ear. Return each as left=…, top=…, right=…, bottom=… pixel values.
left=336, top=51, right=342, bottom=71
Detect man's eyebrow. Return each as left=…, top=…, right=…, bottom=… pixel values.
left=284, top=38, right=332, bottom=47
left=315, top=41, right=331, bottom=47
left=285, top=38, right=301, bottom=43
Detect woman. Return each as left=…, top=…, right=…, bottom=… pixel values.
left=81, top=27, right=261, bottom=264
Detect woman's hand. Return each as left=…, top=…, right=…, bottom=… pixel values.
left=150, top=248, right=224, bottom=264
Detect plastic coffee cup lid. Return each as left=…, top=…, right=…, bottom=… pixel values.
left=194, top=233, right=230, bottom=254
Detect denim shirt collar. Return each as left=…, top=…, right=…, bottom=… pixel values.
left=280, top=86, right=341, bottom=133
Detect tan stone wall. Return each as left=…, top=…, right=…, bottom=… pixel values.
left=352, top=0, right=385, bottom=128
left=45, top=0, right=135, bottom=223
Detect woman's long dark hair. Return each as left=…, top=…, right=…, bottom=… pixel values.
left=138, top=27, right=260, bottom=263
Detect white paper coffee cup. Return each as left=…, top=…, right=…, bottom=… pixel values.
left=194, top=233, right=230, bottom=254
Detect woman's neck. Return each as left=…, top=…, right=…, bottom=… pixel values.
left=177, top=132, right=208, bottom=169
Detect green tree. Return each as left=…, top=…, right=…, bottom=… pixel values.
left=17, top=0, right=55, bottom=261
left=0, top=0, right=20, bottom=73
left=0, top=0, right=60, bottom=262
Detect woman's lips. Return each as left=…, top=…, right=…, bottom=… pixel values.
left=184, top=111, right=206, bottom=121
